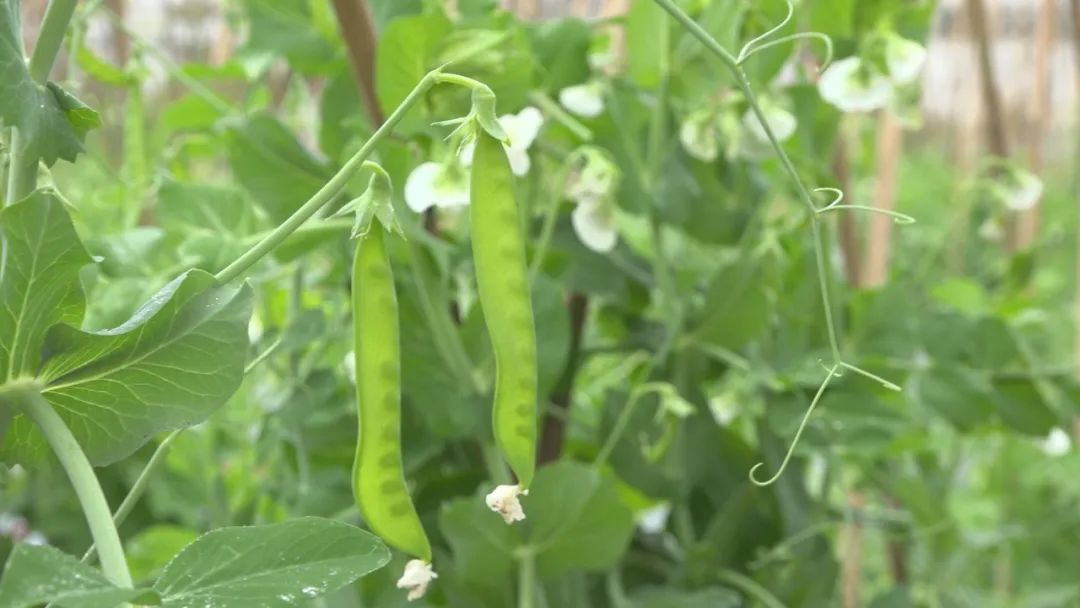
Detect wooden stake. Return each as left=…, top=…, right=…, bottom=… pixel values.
left=863, top=111, right=903, bottom=287
left=1015, top=0, right=1054, bottom=250
left=831, top=131, right=863, bottom=287
left=331, top=0, right=384, bottom=127
left=841, top=492, right=865, bottom=608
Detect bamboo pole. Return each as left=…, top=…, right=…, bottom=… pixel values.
left=1015, top=0, right=1054, bottom=250
left=331, top=0, right=384, bottom=126
left=831, top=133, right=863, bottom=287
left=841, top=492, right=865, bottom=608
left=862, top=111, right=903, bottom=287
left=1071, top=0, right=1080, bottom=379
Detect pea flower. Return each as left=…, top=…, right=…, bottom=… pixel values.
left=1039, top=427, right=1071, bottom=457
left=565, top=147, right=621, bottom=252
left=558, top=81, right=605, bottom=118
left=460, top=106, right=544, bottom=176
left=396, top=559, right=438, bottom=601
left=817, top=57, right=893, bottom=113
left=679, top=107, right=721, bottom=162
left=884, top=35, right=927, bottom=85
left=998, top=168, right=1043, bottom=211
left=636, top=503, right=671, bottom=534
left=741, top=104, right=796, bottom=145
left=404, top=160, right=470, bottom=213
left=486, top=484, right=527, bottom=524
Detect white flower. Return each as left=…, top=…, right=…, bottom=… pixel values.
left=1039, top=427, right=1071, bottom=457
left=1001, top=169, right=1043, bottom=211
left=818, top=57, right=893, bottom=113
left=461, top=106, right=544, bottom=176
left=558, top=81, right=605, bottom=118
left=741, top=105, right=796, bottom=145
left=679, top=108, right=720, bottom=162
left=23, top=531, right=47, bottom=546
left=404, top=161, right=470, bottom=213
left=343, top=351, right=356, bottom=385
left=396, top=559, right=437, bottom=601
left=485, top=484, right=527, bottom=524
left=885, top=36, right=927, bottom=85
left=572, top=201, right=617, bottom=253
left=708, top=394, right=738, bottom=426
left=636, top=503, right=671, bottom=534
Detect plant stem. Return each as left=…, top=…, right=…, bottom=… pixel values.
left=650, top=0, right=841, bottom=364
left=716, top=569, right=787, bottom=608
left=528, top=91, right=593, bottom=141
left=28, top=0, right=79, bottom=83
left=517, top=549, right=538, bottom=608
left=6, top=0, right=80, bottom=203
left=3, top=384, right=132, bottom=587
left=214, top=69, right=444, bottom=284
left=81, top=430, right=181, bottom=563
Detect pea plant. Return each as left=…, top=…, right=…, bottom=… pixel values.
left=5, top=0, right=1080, bottom=606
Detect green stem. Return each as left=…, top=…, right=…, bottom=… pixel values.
left=716, top=569, right=788, bottom=608
left=81, top=430, right=181, bottom=563
left=594, top=382, right=668, bottom=466
left=517, top=549, right=538, bottom=608
left=214, top=69, right=445, bottom=284
left=528, top=91, right=593, bottom=141
left=28, top=0, right=79, bottom=83
left=651, top=0, right=842, bottom=365
left=2, top=384, right=132, bottom=587
left=6, top=0, right=80, bottom=203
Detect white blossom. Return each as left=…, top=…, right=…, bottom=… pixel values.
left=636, top=503, right=671, bottom=534
left=404, top=161, right=470, bottom=213
left=461, top=106, right=544, bottom=176
left=679, top=108, right=720, bottom=162
left=343, top=351, right=356, bottom=385
left=485, top=484, right=527, bottom=524
left=558, top=81, right=605, bottom=118
left=572, top=201, right=617, bottom=253
left=396, top=559, right=438, bottom=601
left=1039, top=427, right=1071, bottom=457
left=885, top=36, right=927, bottom=85
left=1001, top=169, right=1043, bottom=211
left=741, top=105, right=796, bottom=145
left=818, top=57, right=893, bottom=113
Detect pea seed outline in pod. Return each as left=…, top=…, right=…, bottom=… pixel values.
left=351, top=225, right=433, bottom=562
left=469, top=130, right=539, bottom=489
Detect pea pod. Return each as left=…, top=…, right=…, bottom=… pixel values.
left=351, top=226, right=431, bottom=562
left=470, top=131, right=538, bottom=489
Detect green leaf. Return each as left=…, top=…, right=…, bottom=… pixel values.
left=530, top=462, right=635, bottom=578
left=157, top=179, right=264, bottom=272
left=625, top=0, right=667, bottom=88
left=630, top=587, right=742, bottom=608
left=695, top=258, right=771, bottom=351
left=0, top=544, right=160, bottom=608
left=991, top=378, right=1059, bottom=437
left=153, top=517, right=390, bottom=607
left=375, top=13, right=451, bottom=133
left=439, top=495, right=517, bottom=588
left=0, top=2, right=101, bottom=166
left=913, top=366, right=995, bottom=431
left=528, top=19, right=591, bottom=92
left=224, top=114, right=332, bottom=222
left=0, top=192, right=93, bottom=384
left=2, top=270, right=253, bottom=466
left=126, top=525, right=200, bottom=583
left=239, top=0, right=339, bottom=74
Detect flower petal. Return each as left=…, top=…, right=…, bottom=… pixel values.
left=885, top=36, right=927, bottom=85
left=559, top=82, right=605, bottom=118
left=572, top=202, right=617, bottom=252
left=741, top=105, right=796, bottom=145
left=404, top=162, right=469, bottom=212
left=1040, top=427, right=1071, bottom=456
left=1003, top=170, right=1043, bottom=211
left=818, top=57, right=893, bottom=113
left=679, top=108, right=720, bottom=162
left=396, top=559, right=438, bottom=601
left=501, top=106, right=544, bottom=151
left=486, top=484, right=527, bottom=524
left=507, top=147, right=531, bottom=176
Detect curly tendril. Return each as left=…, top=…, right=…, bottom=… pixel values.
left=813, top=187, right=916, bottom=225
left=735, top=0, right=833, bottom=71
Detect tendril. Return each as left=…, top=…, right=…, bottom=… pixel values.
left=812, top=187, right=916, bottom=225
left=737, top=32, right=834, bottom=72
left=749, top=364, right=840, bottom=487
left=840, top=362, right=902, bottom=391
left=736, top=0, right=795, bottom=64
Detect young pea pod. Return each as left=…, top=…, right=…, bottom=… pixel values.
left=351, top=226, right=432, bottom=563
left=470, top=131, right=538, bottom=490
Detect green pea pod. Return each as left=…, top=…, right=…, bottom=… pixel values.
left=470, top=131, right=538, bottom=489
left=352, top=226, right=432, bottom=561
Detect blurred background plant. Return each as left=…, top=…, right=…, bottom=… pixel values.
left=4, top=0, right=1080, bottom=606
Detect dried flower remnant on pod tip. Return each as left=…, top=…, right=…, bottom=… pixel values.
left=396, top=559, right=438, bottom=601
left=486, top=484, right=528, bottom=524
